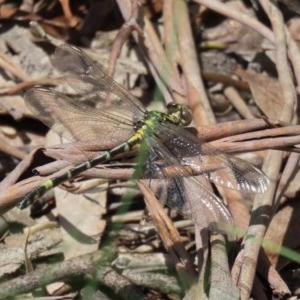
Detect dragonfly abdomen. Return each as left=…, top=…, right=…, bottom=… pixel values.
left=18, top=137, right=141, bottom=209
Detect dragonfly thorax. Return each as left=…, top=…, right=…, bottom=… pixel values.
left=133, top=104, right=193, bottom=143
left=140, top=103, right=193, bottom=133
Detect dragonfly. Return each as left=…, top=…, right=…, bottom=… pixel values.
left=18, top=44, right=269, bottom=230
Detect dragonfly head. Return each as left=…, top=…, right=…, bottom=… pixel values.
left=166, top=103, right=193, bottom=127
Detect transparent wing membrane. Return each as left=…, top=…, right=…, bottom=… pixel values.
left=53, top=45, right=145, bottom=122
left=145, top=134, right=233, bottom=228
left=24, top=88, right=135, bottom=143
left=153, top=121, right=269, bottom=194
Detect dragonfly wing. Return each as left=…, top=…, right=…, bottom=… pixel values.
left=154, top=122, right=269, bottom=194
left=144, top=136, right=233, bottom=229
left=24, top=87, right=135, bottom=143
left=52, top=44, right=145, bottom=123
left=184, top=150, right=269, bottom=194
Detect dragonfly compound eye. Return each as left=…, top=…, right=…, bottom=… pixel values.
left=179, top=105, right=193, bottom=126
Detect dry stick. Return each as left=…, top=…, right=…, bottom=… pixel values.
left=194, top=0, right=294, bottom=296
left=117, top=0, right=184, bottom=95
left=232, top=243, right=290, bottom=298
left=58, top=0, right=79, bottom=28
left=223, top=86, right=255, bottom=120
left=4, top=77, right=64, bottom=95
left=2, top=122, right=299, bottom=212
left=0, top=133, right=26, bottom=160
left=195, top=0, right=300, bottom=90
left=210, top=135, right=300, bottom=154
left=174, top=0, right=215, bottom=126
left=273, top=10, right=300, bottom=209
left=0, top=251, right=147, bottom=300
left=0, top=52, right=31, bottom=81
left=205, top=123, right=300, bottom=153
left=197, top=118, right=276, bottom=141
left=237, top=1, right=295, bottom=298
left=195, top=0, right=275, bottom=43
left=142, top=17, right=184, bottom=95
left=116, top=0, right=183, bottom=105
left=163, top=0, right=179, bottom=69
left=285, top=29, right=300, bottom=90
left=144, top=51, right=175, bottom=105
left=261, top=1, right=296, bottom=122
left=216, top=125, right=300, bottom=143
left=116, top=0, right=198, bottom=288
left=137, top=181, right=196, bottom=288
left=106, top=0, right=143, bottom=78
left=143, top=15, right=186, bottom=103
left=209, top=234, right=240, bottom=299
left=121, top=268, right=181, bottom=295
left=204, top=71, right=250, bottom=91
left=163, top=0, right=186, bottom=105
left=275, top=152, right=300, bottom=207
left=171, top=1, right=255, bottom=258
left=173, top=0, right=238, bottom=296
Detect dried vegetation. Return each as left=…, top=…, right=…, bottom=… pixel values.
left=0, top=0, right=300, bottom=299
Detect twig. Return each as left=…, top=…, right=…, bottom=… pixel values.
left=106, top=0, right=143, bottom=77
left=203, top=71, right=250, bottom=91
left=58, top=0, right=79, bottom=28
left=0, top=51, right=30, bottom=81
left=260, top=0, right=296, bottom=122
left=162, top=0, right=186, bottom=105
left=137, top=181, right=196, bottom=288
left=196, top=0, right=300, bottom=95
left=275, top=152, right=300, bottom=207
left=3, top=77, right=64, bottom=95
left=223, top=86, right=255, bottom=120
left=237, top=1, right=296, bottom=298
left=194, top=0, right=274, bottom=44
left=0, top=134, right=26, bottom=160
left=0, top=250, right=148, bottom=299
left=2, top=120, right=299, bottom=214
left=116, top=0, right=184, bottom=103
left=174, top=0, right=215, bottom=126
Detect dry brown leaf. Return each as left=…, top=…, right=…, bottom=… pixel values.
left=236, top=68, right=284, bottom=120
left=55, top=188, right=107, bottom=259
left=264, top=199, right=300, bottom=270
left=202, top=1, right=263, bottom=58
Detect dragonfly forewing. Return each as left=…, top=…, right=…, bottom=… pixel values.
left=52, top=44, right=145, bottom=123
left=24, top=87, right=136, bottom=144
